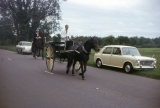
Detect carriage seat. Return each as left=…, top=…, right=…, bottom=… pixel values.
left=64, top=40, right=74, bottom=50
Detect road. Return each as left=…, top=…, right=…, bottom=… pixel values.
left=0, top=49, right=160, bottom=108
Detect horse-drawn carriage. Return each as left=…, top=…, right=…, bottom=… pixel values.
left=45, top=40, right=80, bottom=72
left=44, top=37, right=99, bottom=80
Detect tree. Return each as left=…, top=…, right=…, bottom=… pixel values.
left=153, top=37, right=160, bottom=47
left=103, top=35, right=116, bottom=45
left=129, top=36, right=139, bottom=46
left=0, top=17, right=15, bottom=45
left=0, top=0, right=66, bottom=42
left=53, top=33, right=61, bottom=42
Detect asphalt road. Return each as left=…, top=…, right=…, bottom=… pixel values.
left=0, top=49, right=160, bottom=108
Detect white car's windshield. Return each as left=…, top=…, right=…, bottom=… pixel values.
left=22, top=43, right=31, bottom=46
left=122, top=47, right=141, bottom=56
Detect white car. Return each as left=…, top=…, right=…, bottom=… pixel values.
left=16, top=41, right=32, bottom=54
left=94, top=45, right=157, bottom=73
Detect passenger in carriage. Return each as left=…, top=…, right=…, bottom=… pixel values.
left=61, top=24, right=71, bottom=42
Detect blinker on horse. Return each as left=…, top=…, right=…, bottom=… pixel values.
left=66, top=37, right=100, bottom=80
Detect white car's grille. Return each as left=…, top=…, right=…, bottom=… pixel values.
left=140, top=61, right=153, bottom=66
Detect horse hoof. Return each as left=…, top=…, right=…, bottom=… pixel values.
left=79, top=73, right=82, bottom=76
left=82, top=77, right=85, bottom=80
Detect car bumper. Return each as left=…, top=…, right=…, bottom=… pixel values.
left=133, top=65, right=156, bottom=70
left=23, top=49, right=32, bottom=53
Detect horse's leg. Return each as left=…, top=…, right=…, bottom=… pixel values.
left=79, top=61, right=85, bottom=80
left=72, top=60, right=76, bottom=76
left=79, top=62, right=83, bottom=75
left=37, top=49, right=40, bottom=57
left=66, top=57, right=73, bottom=74
left=34, top=48, right=36, bottom=59
left=82, top=62, right=87, bottom=80
left=59, top=52, right=62, bottom=63
left=42, top=49, right=44, bottom=60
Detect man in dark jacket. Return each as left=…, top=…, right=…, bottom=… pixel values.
left=31, top=31, right=39, bottom=55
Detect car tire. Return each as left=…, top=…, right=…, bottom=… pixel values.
left=96, top=59, right=102, bottom=68
left=21, top=49, right=23, bottom=54
left=124, top=63, right=133, bottom=73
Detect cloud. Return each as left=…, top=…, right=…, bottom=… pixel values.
left=58, top=0, right=160, bottom=38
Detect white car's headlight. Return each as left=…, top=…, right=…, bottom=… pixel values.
left=136, top=59, right=140, bottom=63
left=154, top=60, right=157, bottom=64
left=22, top=47, right=25, bottom=50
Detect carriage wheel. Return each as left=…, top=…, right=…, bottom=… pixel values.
left=46, top=44, right=54, bottom=72
left=75, top=61, right=81, bottom=71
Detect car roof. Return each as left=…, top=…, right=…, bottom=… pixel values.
left=103, top=45, right=136, bottom=48
left=20, top=41, right=31, bottom=43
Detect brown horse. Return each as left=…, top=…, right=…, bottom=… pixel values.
left=33, top=36, right=46, bottom=60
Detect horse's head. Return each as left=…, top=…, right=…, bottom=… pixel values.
left=90, top=37, right=100, bottom=52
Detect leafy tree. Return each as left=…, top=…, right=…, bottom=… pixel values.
left=0, top=0, right=66, bottom=42
left=129, top=36, right=139, bottom=46
left=117, top=36, right=129, bottom=45
left=103, top=35, right=116, bottom=45
left=53, top=33, right=61, bottom=42
left=0, top=17, right=15, bottom=45
left=153, top=37, right=160, bottom=47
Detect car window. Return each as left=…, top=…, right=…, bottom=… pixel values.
left=113, top=47, right=121, bottom=55
left=130, top=48, right=141, bottom=56
left=22, top=42, right=31, bottom=46
left=102, top=47, right=112, bottom=54
left=19, top=42, right=22, bottom=45
left=122, top=47, right=140, bottom=56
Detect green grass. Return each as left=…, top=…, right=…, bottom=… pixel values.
left=1, top=45, right=160, bottom=80
left=0, top=45, right=16, bottom=52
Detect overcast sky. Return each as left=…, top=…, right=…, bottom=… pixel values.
left=58, top=0, right=160, bottom=38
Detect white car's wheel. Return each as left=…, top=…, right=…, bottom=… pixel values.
left=124, top=63, right=133, bottom=73
left=21, top=49, right=23, bottom=54
left=96, top=59, right=102, bottom=68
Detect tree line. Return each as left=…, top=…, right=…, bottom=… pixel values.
left=53, top=35, right=160, bottom=48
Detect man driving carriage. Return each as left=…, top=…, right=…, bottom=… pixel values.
left=61, top=24, right=71, bottom=42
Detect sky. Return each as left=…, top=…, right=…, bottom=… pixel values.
left=57, top=0, right=160, bottom=38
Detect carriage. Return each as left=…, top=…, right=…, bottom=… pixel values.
left=45, top=40, right=80, bottom=72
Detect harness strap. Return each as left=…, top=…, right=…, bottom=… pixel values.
left=65, top=50, right=80, bottom=54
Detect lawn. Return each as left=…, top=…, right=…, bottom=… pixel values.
left=0, top=45, right=160, bottom=80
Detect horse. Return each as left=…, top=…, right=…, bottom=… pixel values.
left=33, top=36, right=46, bottom=60
left=66, top=37, right=100, bottom=80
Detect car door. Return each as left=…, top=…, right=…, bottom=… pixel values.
left=100, top=47, right=112, bottom=65
left=110, top=47, right=123, bottom=68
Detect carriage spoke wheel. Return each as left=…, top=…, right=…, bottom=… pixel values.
left=75, top=61, right=81, bottom=71
left=46, top=45, right=54, bottom=72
